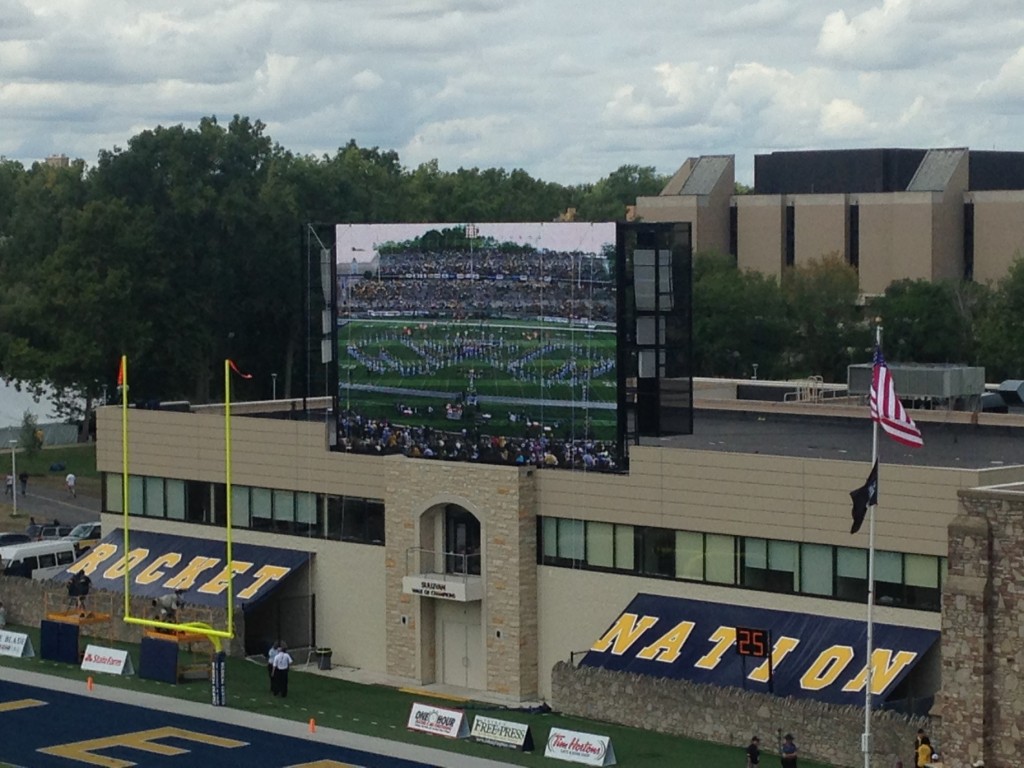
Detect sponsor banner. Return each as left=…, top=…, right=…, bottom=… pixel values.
left=81, top=644, right=135, bottom=676
left=406, top=702, right=469, bottom=739
left=0, top=631, right=34, bottom=659
left=581, top=593, right=939, bottom=707
left=58, top=529, right=311, bottom=609
left=470, top=715, right=534, bottom=751
left=545, top=727, right=616, bottom=766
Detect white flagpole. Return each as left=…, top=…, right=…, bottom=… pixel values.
left=863, top=323, right=881, bottom=768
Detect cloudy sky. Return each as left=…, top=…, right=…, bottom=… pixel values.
left=1, top=0, right=1022, bottom=186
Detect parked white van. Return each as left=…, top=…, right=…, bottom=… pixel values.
left=0, top=540, right=79, bottom=580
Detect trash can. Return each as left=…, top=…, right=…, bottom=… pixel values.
left=317, top=647, right=332, bottom=670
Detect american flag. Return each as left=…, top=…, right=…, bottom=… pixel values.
left=870, top=347, right=923, bottom=448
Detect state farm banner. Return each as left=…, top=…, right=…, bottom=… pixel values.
left=471, top=715, right=534, bottom=751
left=57, top=529, right=311, bottom=609
left=406, top=702, right=469, bottom=739
left=545, top=727, right=616, bottom=766
left=0, top=630, right=34, bottom=659
left=581, top=593, right=938, bottom=707
left=81, top=644, right=135, bottom=676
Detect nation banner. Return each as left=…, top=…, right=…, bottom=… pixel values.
left=580, top=594, right=937, bottom=707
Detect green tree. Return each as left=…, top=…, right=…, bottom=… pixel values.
left=868, top=279, right=984, bottom=363
left=575, top=165, right=667, bottom=221
left=692, top=252, right=790, bottom=379
left=976, top=253, right=1024, bottom=381
left=18, top=411, right=42, bottom=455
left=782, top=255, right=867, bottom=382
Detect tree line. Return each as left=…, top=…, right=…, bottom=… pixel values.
left=0, top=114, right=1022, bottom=432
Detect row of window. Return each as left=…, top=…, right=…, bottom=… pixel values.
left=103, top=473, right=385, bottom=546
left=540, top=517, right=945, bottom=611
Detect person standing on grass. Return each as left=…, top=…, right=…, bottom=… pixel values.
left=780, top=733, right=798, bottom=767
left=271, top=642, right=293, bottom=698
left=746, top=735, right=761, bottom=768
left=267, top=640, right=280, bottom=692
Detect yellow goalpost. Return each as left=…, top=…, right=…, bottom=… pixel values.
left=118, top=356, right=237, bottom=654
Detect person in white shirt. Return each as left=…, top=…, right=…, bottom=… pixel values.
left=271, top=641, right=293, bottom=698
left=65, top=473, right=77, bottom=498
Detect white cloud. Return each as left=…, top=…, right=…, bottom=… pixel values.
left=0, top=0, right=1020, bottom=185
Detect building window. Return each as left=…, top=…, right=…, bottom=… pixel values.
left=675, top=530, right=703, bottom=581
left=836, top=546, right=867, bottom=602
left=535, top=515, right=943, bottom=612
left=638, top=527, right=675, bottom=578
left=800, top=543, right=833, bottom=596
left=100, top=472, right=380, bottom=545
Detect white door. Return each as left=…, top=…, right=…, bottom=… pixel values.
left=439, top=602, right=483, bottom=690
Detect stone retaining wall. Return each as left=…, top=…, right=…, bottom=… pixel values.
left=552, top=661, right=928, bottom=768
left=0, top=576, right=244, bottom=655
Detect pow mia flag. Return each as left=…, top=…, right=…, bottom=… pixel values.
left=849, top=460, right=879, bottom=534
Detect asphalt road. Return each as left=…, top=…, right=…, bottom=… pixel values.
left=0, top=667, right=519, bottom=768
left=1, top=480, right=99, bottom=532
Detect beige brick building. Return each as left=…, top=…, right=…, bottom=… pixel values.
left=636, top=148, right=1024, bottom=293
left=93, top=388, right=1024, bottom=762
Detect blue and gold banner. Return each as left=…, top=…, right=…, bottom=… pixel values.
left=580, top=593, right=937, bottom=706
left=59, top=529, right=311, bottom=609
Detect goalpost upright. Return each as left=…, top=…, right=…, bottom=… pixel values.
left=119, top=355, right=236, bottom=649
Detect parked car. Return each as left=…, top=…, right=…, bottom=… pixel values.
left=0, top=532, right=32, bottom=547
left=36, top=525, right=74, bottom=541
left=63, top=522, right=102, bottom=553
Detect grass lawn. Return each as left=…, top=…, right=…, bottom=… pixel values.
left=0, top=623, right=831, bottom=767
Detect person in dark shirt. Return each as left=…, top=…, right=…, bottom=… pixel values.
left=780, top=733, right=798, bottom=767
left=746, top=735, right=761, bottom=767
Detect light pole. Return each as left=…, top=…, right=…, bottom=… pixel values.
left=8, top=439, right=17, bottom=518
left=272, top=373, right=278, bottom=400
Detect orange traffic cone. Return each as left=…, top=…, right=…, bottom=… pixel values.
left=308, top=718, right=316, bottom=733
left=87, top=676, right=94, bottom=691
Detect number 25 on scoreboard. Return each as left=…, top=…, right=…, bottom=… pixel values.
left=735, top=626, right=770, bottom=658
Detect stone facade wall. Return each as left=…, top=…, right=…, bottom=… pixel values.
left=383, top=459, right=538, bottom=699
left=0, top=577, right=245, bottom=656
left=552, top=662, right=927, bottom=768
left=940, top=490, right=1024, bottom=768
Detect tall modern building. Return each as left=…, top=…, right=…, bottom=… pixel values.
left=635, top=148, right=1024, bottom=291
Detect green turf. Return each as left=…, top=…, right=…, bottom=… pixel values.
left=0, top=623, right=832, bottom=767
left=338, top=318, right=619, bottom=442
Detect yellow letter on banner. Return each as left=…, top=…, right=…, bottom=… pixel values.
left=694, top=626, right=737, bottom=670
left=748, top=635, right=800, bottom=682
left=800, top=645, right=855, bottom=690
left=590, top=613, right=659, bottom=655
left=636, top=621, right=695, bottom=663
left=841, top=649, right=919, bottom=694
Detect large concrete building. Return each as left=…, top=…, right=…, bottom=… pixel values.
left=88, top=381, right=1024, bottom=765
left=635, top=148, right=1024, bottom=292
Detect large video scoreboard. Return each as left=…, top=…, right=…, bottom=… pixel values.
left=328, top=221, right=691, bottom=471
